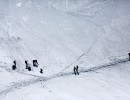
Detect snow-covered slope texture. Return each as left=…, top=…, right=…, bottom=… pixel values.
left=0, top=0, right=130, bottom=75
left=2, top=61, right=130, bottom=100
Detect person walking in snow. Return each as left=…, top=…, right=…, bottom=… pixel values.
left=25, top=60, right=28, bottom=69
left=40, top=69, right=43, bottom=74
left=33, top=60, right=39, bottom=67
left=25, top=60, right=31, bottom=71
left=14, top=60, right=16, bottom=65
left=12, top=60, right=16, bottom=70
left=76, top=65, right=79, bottom=75
left=73, top=66, right=76, bottom=75
left=28, top=66, right=31, bottom=71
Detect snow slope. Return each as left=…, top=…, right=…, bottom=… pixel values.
left=0, top=0, right=130, bottom=100
left=0, top=0, right=130, bottom=76
left=2, top=61, right=130, bottom=100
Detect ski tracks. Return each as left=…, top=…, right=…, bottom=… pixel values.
left=0, top=57, right=129, bottom=99
left=0, top=77, right=47, bottom=99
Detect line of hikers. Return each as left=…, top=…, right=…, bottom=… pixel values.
left=12, top=60, right=43, bottom=74
left=11, top=53, right=130, bottom=75
left=12, top=60, right=79, bottom=75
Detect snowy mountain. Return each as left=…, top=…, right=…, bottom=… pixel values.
left=0, top=0, right=130, bottom=76
left=0, top=0, right=130, bottom=99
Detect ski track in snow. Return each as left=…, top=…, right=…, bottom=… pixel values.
left=62, top=37, right=98, bottom=71
left=0, top=57, right=129, bottom=99
left=60, top=10, right=107, bottom=71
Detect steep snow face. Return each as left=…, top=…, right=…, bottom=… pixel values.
left=0, top=0, right=130, bottom=75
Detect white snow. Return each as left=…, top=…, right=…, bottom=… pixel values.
left=16, top=2, right=22, bottom=7
left=2, top=62, right=130, bottom=100
left=0, top=0, right=130, bottom=100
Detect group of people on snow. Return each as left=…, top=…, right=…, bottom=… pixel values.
left=25, top=60, right=39, bottom=71
left=11, top=53, right=130, bottom=76
left=12, top=60, right=16, bottom=70
left=12, top=60, right=79, bottom=75
left=12, top=60, right=43, bottom=74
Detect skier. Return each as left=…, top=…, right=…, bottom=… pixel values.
left=12, top=60, right=16, bottom=70
left=76, top=65, right=79, bottom=75
left=128, top=53, right=130, bottom=61
left=33, top=60, right=39, bottom=67
left=40, top=69, right=43, bottom=74
left=73, top=66, right=76, bottom=75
